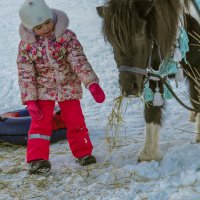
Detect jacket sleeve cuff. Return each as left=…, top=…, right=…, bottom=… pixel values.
left=86, top=81, right=99, bottom=89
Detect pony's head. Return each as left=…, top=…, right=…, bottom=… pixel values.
left=97, top=0, right=186, bottom=97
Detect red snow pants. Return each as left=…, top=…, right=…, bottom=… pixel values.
left=27, top=100, right=93, bottom=163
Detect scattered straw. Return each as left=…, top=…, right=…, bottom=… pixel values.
left=172, top=34, right=200, bottom=112
left=106, top=96, right=125, bottom=151
left=106, top=95, right=145, bottom=151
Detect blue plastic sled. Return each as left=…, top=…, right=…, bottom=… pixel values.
left=0, top=108, right=67, bottom=145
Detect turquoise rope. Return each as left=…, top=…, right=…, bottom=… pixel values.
left=143, top=26, right=189, bottom=102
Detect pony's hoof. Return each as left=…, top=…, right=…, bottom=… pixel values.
left=138, top=149, right=162, bottom=162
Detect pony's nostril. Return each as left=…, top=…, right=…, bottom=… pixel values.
left=122, top=91, right=129, bottom=97
left=133, top=82, right=138, bottom=90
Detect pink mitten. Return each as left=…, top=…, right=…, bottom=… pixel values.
left=25, top=100, right=43, bottom=120
left=89, top=83, right=105, bottom=103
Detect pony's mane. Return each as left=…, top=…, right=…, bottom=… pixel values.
left=102, top=0, right=188, bottom=57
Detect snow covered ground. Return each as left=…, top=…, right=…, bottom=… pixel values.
left=0, top=0, right=200, bottom=199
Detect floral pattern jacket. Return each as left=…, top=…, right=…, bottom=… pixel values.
left=17, top=10, right=99, bottom=104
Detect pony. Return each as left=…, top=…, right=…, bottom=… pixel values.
left=97, top=0, right=200, bottom=162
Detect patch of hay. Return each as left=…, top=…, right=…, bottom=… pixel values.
left=106, top=96, right=127, bottom=151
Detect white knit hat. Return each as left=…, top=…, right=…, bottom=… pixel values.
left=19, top=0, right=53, bottom=29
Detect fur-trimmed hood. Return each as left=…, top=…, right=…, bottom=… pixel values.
left=19, top=9, right=69, bottom=44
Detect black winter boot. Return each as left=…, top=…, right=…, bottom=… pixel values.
left=29, top=160, right=51, bottom=175
left=76, top=155, right=96, bottom=166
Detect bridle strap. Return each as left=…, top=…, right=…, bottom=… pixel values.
left=118, top=65, right=147, bottom=76
left=118, top=65, right=200, bottom=112
left=148, top=73, right=200, bottom=112
left=117, top=36, right=200, bottom=112
left=118, top=65, right=199, bottom=111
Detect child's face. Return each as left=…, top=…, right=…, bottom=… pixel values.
left=33, top=19, right=54, bottom=37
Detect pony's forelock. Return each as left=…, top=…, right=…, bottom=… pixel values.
left=102, top=0, right=185, bottom=58
left=103, top=0, right=145, bottom=53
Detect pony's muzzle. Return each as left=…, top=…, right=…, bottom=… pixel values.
left=121, top=81, right=143, bottom=97
left=119, top=71, right=144, bottom=97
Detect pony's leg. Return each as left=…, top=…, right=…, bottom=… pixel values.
left=195, top=113, right=200, bottom=142
left=138, top=105, right=163, bottom=162
left=187, top=77, right=200, bottom=142
left=138, top=123, right=162, bottom=161
left=189, top=85, right=200, bottom=142
left=189, top=111, right=197, bottom=122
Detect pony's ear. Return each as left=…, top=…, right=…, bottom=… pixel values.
left=96, top=6, right=105, bottom=18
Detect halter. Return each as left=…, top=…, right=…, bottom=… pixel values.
left=118, top=65, right=147, bottom=76
left=118, top=40, right=162, bottom=80
left=117, top=40, right=200, bottom=112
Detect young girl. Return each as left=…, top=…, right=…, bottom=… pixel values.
left=17, top=0, right=105, bottom=175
